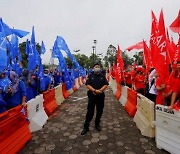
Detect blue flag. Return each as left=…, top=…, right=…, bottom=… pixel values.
left=52, top=40, right=60, bottom=58
left=0, top=77, right=11, bottom=93
left=11, top=34, right=22, bottom=62
left=38, top=59, right=45, bottom=91
left=0, top=18, right=29, bottom=38
left=40, top=41, right=46, bottom=54
left=25, top=39, right=30, bottom=55
left=12, top=28, right=29, bottom=38
left=28, top=26, right=37, bottom=71
left=0, top=21, right=8, bottom=71
left=0, top=18, right=12, bottom=36
left=56, top=36, right=81, bottom=69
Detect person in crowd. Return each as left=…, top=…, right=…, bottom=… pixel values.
left=155, top=73, right=165, bottom=105
left=0, top=70, right=12, bottom=113
left=163, top=64, right=175, bottom=106
left=30, top=69, right=39, bottom=96
left=81, top=63, right=109, bottom=135
left=0, top=87, right=7, bottom=113
left=20, top=69, right=36, bottom=101
left=44, top=69, right=52, bottom=91
left=146, top=69, right=157, bottom=102
left=124, top=68, right=132, bottom=88
left=134, top=69, right=146, bottom=95
left=53, top=70, right=62, bottom=87
left=3, top=71, right=27, bottom=109
left=169, top=60, right=180, bottom=109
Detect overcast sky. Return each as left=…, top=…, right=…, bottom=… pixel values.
left=0, top=0, right=179, bottom=64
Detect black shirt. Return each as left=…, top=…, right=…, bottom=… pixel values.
left=85, top=72, right=109, bottom=90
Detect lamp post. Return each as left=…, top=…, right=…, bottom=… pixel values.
left=93, top=40, right=97, bottom=55
left=92, top=46, right=95, bottom=64
left=73, top=49, right=80, bottom=53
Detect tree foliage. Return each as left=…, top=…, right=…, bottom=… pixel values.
left=65, top=53, right=102, bottom=69
left=133, top=51, right=143, bottom=65
left=121, top=51, right=134, bottom=68
left=103, top=44, right=134, bottom=68
left=103, top=44, right=117, bottom=67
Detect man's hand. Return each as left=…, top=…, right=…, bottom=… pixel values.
left=95, top=90, right=102, bottom=95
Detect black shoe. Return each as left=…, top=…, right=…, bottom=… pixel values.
left=81, top=128, right=89, bottom=135
left=95, top=125, right=101, bottom=131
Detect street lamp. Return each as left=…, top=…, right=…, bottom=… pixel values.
left=93, top=40, right=97, bottom=55
left=92, top=46, right=95, bottom=64
left=73, top=49, right=80, bottom=53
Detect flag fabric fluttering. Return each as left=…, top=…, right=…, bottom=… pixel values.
left=9, top=34, right=22, bottom=73
left=25, top=39, right=30, bottom=55
left=12, top=28, right=29, bottom=38
left=143, top=40, right=153, bottom=71
left=126, top=41, right=144, bottom=51
left=169, top=10, right=180, bottom=34
left=40, top=41, right=46, bottom=54
left=153, top=10, right=169, bottom=81
left=173, top=36, right=180, bottom=64
left=116, top=45, right=124, bottom=83
left=56, top=36, right=81, bottom=69
left=166, top=36, right=175, bottom=65
left=150, top=10, right=159, bottom=64
left=52, top=37, right=74, bottom=90
left=0, top=18, right=29, bottom=38
left=28, top=26, right=38, bottom=71
left=0, top=20, right=8, bottom=71
left=0, top=18, right=13, bottom=36
left=38, top=59, right=45, bottom=91
left=11, top=34, right=22, bottom=61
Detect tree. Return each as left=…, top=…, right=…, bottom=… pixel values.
left=87, top=53, right=102, bottom=69
left=121, top=51, right=134, bottom=68
left=104, top=44, right=135, bottom=69
left=65, top=53, right=90, bottom=68
left=19, top=41, right=41, bottom=68
left=133, top=51, right=143, bottom=65
left=104, top=44, right=117, bottom=68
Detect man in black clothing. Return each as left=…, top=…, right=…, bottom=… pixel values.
left=81, top=63, right=109, bottom=135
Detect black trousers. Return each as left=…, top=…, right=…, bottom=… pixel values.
left=84, top=94, right=105, bottom=129
left=147, top=93, right=157, bottom=103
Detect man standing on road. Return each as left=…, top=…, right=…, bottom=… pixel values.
left=81, top=63, right=109, bottom=135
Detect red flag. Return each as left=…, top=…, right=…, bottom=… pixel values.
left=169, top=10, right=180, bottom=33
left=166, top=29, right=175, bottom=64
left=153, top=10, right=169, bottom=81
left=174, top=35, right=180, bottom=63
left=117, top=45, right=124, bottom=69
left=126, top=41, right=144, bottom=51
left=133, top=62, right=137, bottom=69
left=150, top=10, right=159, bottom=63
left=166, top=38, right=175, bottom=64
left=116, top=45, right=124, bottom=83
left=143, top=40, right=152, bottom=71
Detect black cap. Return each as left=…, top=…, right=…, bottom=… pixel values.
left=92, top=62, right=100, bottom=68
